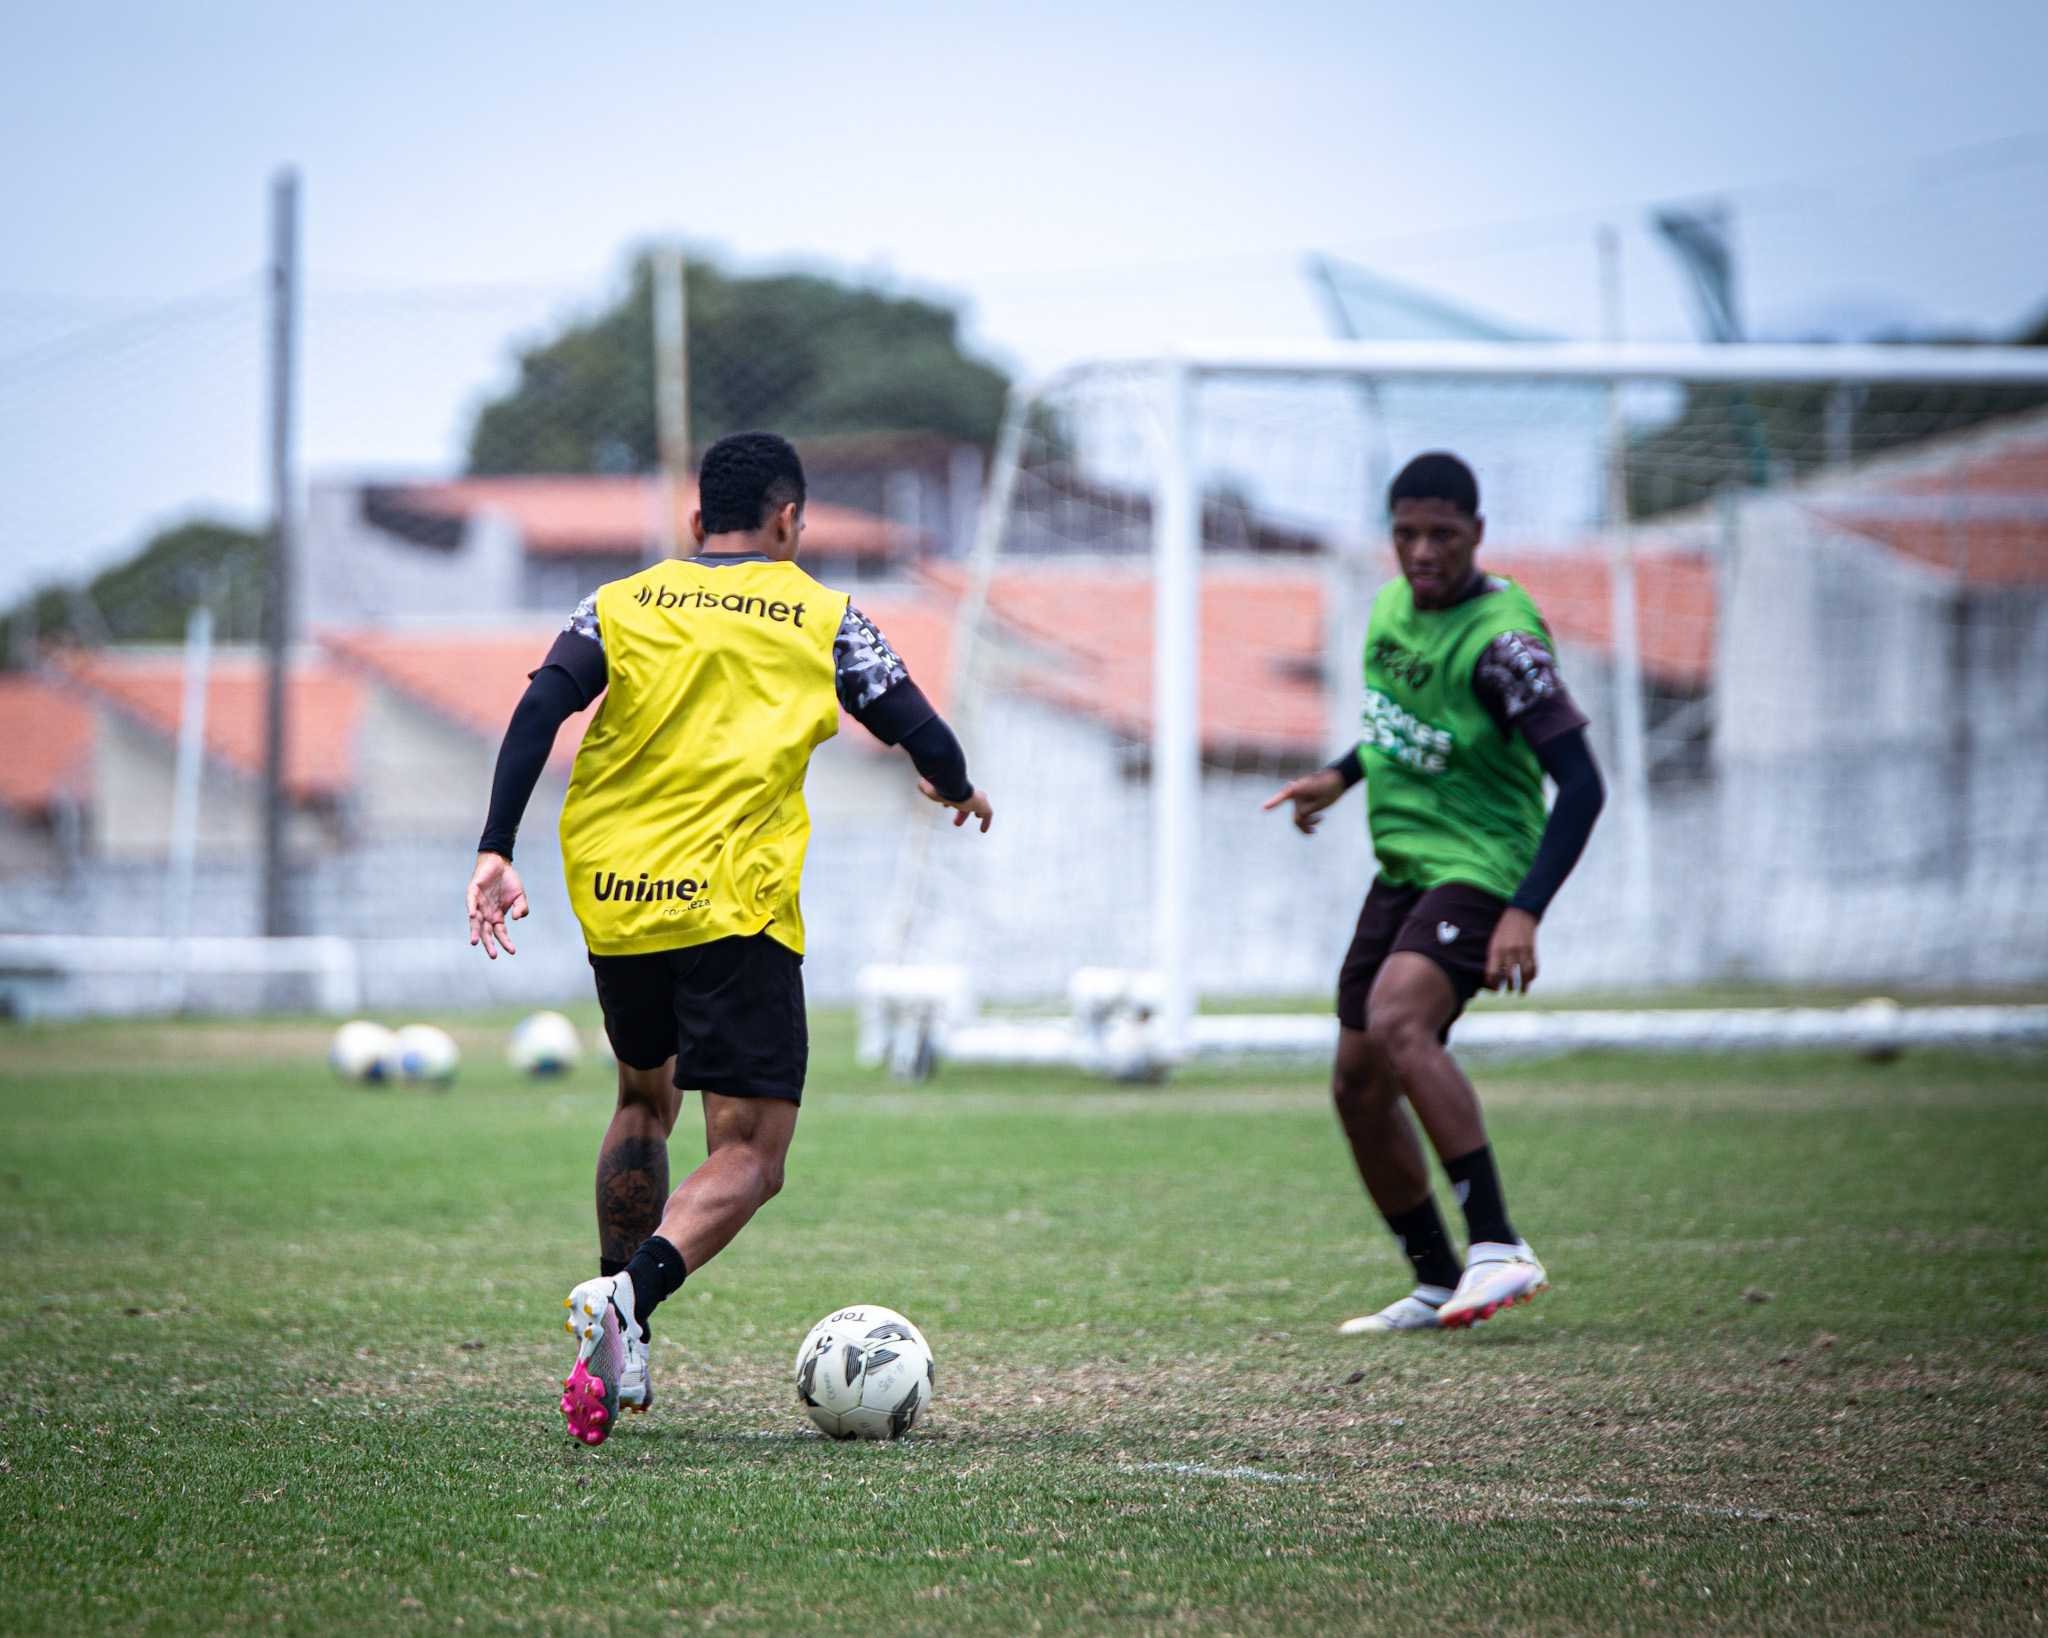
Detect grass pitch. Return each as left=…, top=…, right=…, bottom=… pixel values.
left=0, top=1011, right=2042, bottom=1635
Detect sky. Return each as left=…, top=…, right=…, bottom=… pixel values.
left=3, top=0, right=2047, bottom=601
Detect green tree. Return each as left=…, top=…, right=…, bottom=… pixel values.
left=467, top=254, right=1010, bottom=474
left=7, top=519, right=266, bottom=664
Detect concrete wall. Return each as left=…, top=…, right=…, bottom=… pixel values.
left=301, top=482, right=522, bottom=626
left=350, top=684, right=499, bottom=842
left=804, top=693, right=1378, bottom=1004
left=88, top=710, right=340, bottom=864
left=1708, top=500, right=2048, bottom=987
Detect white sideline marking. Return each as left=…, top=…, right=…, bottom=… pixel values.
left=1125, top=1461, right=1314, bottom=1485
left=1533, top=1494, right=1811, bottom=1521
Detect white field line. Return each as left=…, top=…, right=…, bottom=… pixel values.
left=1531, top=1493, right=1813, bottom=1521
left=1124, top=1461, right=1315, bottom=1485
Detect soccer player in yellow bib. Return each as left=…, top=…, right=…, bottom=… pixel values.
left=465, top=432, right=993, bottom=1445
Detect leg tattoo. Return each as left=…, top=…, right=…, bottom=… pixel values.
left=596, top=1134, right=670, bottom=1268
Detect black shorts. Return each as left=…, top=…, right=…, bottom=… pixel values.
left=1335, top=877, right=1507, bottom=1038
left=588, top=933, right=807, bottom=1103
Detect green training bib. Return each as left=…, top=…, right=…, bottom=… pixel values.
left=1353, top=574, right=1554, bottom=901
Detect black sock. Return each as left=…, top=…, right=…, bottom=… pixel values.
left=599, top=1257, right=626, bottom=1279
left=622, top=1235, right=688, bottom=1340
left=1443, top=1144, right=1517, bottom=1248
left=1383, top=1196, right=1463, bottom=1291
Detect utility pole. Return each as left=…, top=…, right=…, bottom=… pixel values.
left=652, top=246, right=690, bottom=561
left=260, top=170, right=298, bottom=938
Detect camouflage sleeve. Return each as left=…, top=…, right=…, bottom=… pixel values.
left=565, top=592, right=602, bottom=651
left=1472, top=631, right=1589, bottom=748
left=833, top=604, right=912, bottom=714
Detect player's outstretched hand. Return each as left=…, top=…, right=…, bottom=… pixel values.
left=919, top=779, right=993, bottom=833
left=1484, top=908, right=1539, bottom=993
left=468, top=851, right=529, bottom=959
left=1262, top=767, right=1347, bottom=834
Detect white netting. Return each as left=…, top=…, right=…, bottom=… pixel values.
left=893, top=355, right=2048, bottom=1000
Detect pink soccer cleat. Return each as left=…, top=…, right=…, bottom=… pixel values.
left=559, top=1274, right=641, bottom=1446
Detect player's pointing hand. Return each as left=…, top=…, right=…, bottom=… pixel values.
left=919, top=779, right=993, bottom=833
left=1262, top=767, right=1348, bottom=835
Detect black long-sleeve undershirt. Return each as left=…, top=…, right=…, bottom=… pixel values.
left=477, top=665, right=585, bottom=860
left=1323, top=724, right=1604, bottom=919
left=896, top=713, right=970, bottom=805
left=1510, top=727, right=1603, bottom=918
left=476, top=666, right=972, bottom=861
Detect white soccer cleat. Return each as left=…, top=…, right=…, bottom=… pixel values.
left=619, top=1330, right=653, bottom=1414
left=559, top=1274, right=644, bottom=1445
left=1337, top=1285, right=1455, bottom=1334
left=1436, top=1241, right=1547, bottom=1329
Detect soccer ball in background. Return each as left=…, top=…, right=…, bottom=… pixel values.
left=329, top=1020, right=398, bottom=1084
left=507, top=1010, right=584, bottom=1075
left=794, top=1305, right=934, bottom=1440
left=393, top=1024, right=460, bottom=1086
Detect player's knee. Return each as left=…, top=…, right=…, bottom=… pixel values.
left=1330, top=1064, right=1373, bottom=1110
left=1365, top=1007, right=1439, bottom=1068
left=751, top=1145, right=787, bottom=1201
left=1331, top=1045, right=1394, bottom=1113
left=614, top=1063, right=676, bottom=1118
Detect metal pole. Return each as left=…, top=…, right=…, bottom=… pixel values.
left=1152, top=362, right=1200, bottom=1060
left=882, top=389, right=1030, bottom=966
left=162, top=602, right=214, bottom=1011
left=1599, top=227, right=1654, bottom=961
left=652, top=246, right=690, bottom=561
left=260, top=169, right=298, bottom=939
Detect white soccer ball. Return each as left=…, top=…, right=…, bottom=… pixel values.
left=507, top=1010, right=583, bottom=1076
left=329, top=1019, right=398, bottom=1084
left=392, top=1023, right=460, bottom=1086
left=794, top=1305, right=934, bottom=1440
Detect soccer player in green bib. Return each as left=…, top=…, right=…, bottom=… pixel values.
left=465, top=432, right=993, bottom=1443
left=1266, top=452, right=1604, bottom=1332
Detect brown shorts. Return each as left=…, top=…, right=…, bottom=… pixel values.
left=1335, top=877, right=1507, bottom=1038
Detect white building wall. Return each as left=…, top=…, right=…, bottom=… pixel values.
left=300, top=481, right=523, bottom=626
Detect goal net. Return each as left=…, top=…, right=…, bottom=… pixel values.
left=878, top=341, right=2048, bottom=1037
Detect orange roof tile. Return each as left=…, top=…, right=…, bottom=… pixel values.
left=386, top=477, right=906, bottom=560
left=308, top=541, right=1717, bottom=784
left=0, top=675, right=93, bottom=817
left=914, top=552, right=1717, bottom=751
left=320, top=625, right=595, bottom=772
left=1482, top=549, right=1718, bottom=688
left=52, top=649, right=363, bottom=802
left=920, top=564, right=1329, bottom=758
left=1812, top=430, right=2048, bottom=585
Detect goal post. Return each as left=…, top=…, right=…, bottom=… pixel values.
left=890, top=338, right=2048, bottom=1072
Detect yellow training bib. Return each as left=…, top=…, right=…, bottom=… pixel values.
left=559, top=559, right=848, bottom=958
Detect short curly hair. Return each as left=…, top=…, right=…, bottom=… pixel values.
left=697, top=431, right=807, bottom=536
left=1388, top=451, right=1480, bottom=517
